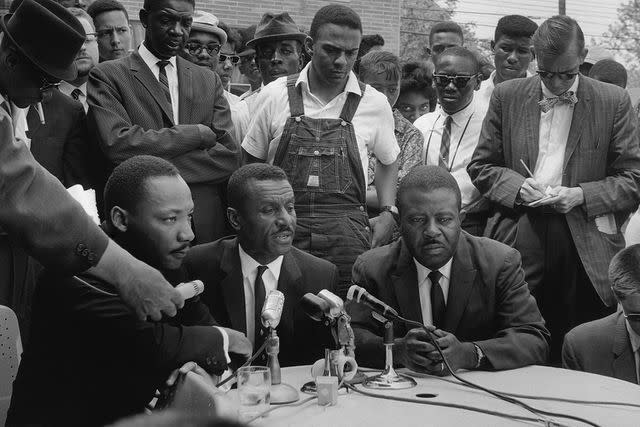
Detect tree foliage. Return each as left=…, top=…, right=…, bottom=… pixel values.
left=604, top=0, right=640, bottom=88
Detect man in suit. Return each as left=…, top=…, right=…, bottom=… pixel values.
left=468, top=15, right=640, bottom=360
left=562, top=244, right=640, bottom=384
left=348, top=165, right=549, bottom=373
left=0, top=0, right=183, bottom=322
left=87, top=0, right=239, bottom=244
left=8, top=155, right=252, bottom=427
left=185, top=163, right=339, bottom=367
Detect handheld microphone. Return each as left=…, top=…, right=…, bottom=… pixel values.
left=301, top=293, right=333, bottom=322
left=317, top=290, right=344, bottom=317
left=261, top=290, right=285, bottom=329
left=347, top=284, right=400, bottom=321
left=175, top=280, right=204, bottom=300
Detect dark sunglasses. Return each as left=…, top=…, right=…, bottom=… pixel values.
left=432, top=73, right=479, bottom=89
left=536, top=70, right=579, bottom=81
left=185, top=42, right=221, bottom=56
left=624, top=311, right=640, bottom=322
left=219, top=54, right=240, bottom=64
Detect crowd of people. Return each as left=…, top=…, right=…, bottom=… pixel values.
left=1, top=0, right=640, bottom=425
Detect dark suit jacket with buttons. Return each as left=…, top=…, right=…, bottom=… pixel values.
left=347, top=232, right=550, bottom=370
left=562, top=311, right=638, bottom=384
left=7, top=269, right=227, bottom=427
left=184, top=236, right=339, bottom=367
left=468, top=75, right=640, bottom=306
left=0, top=100, right=108, bottom=273
left=87, top=51, right=240, bottom=242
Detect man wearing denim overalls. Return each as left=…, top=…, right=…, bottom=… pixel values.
left=242, top=4, right=400, bottom=296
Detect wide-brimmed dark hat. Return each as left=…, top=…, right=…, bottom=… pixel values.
left=247, top=12, right=307, bottom=48
left=1, top=0, right=85, bottom=80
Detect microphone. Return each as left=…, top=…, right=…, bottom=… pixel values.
left=301, top=293, right=333, bottom=322
left=317, top=290, right=344, bottom=317
left=261, top=289, right=284, bottom=328
left=175, top=280, right=204, bottom=300
left=347, top=284, right=400, bottom=321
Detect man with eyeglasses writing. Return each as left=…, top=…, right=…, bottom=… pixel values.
left=468, top=15, right=640, bottom=361
left=414, top=46, right=488, bottom=236
left=87, top=0, right=132, bottom=62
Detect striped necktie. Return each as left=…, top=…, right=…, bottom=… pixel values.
left=157, top=60, right=173, bottom=108
left=438, top=115, right=452, bottom=169
left=71, top=88, right=83, bottom=101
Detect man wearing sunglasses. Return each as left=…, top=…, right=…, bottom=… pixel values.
left=414, top=46, right=487, bottom=236
left=563, top=244, right=640, bottom=384
left=88, top=0, right=239, bottom=245
left=469, top=15, right=640, bottom=362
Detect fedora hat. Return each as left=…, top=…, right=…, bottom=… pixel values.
left=2, top=0, right=85, bottom=80
left=247, top=12, right=307, bottom=48
left=191, top=10, right=228, bottom=46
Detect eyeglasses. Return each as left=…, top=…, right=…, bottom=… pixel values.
left=96, top=26, right=130, bottom=39
left=185, top=42, right=221, bottom=56
left=536, top=70, right=579, bottom=81
left=219, top=54, right=240, bottom=64
left=623, top=310, right=640, bottom=322
left=432, top=73, right=479, bottom=89
left=85, top=32, right=97, bottom=43
left=39, top=78, right=60, bottom=93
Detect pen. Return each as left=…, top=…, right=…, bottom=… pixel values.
left=520, top=159, right=534, bottom=178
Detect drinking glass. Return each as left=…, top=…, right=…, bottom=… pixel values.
left=237, top=366, right=271, bottom=421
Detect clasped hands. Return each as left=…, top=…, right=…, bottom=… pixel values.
left=519, top=178, right=584, bottom=213
left=394, top=327, right=477, bottom=376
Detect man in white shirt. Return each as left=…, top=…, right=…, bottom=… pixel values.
left=563, top=244, right=640, bottom=385
left=468, top=15, right=640, bottom=361
left=243, top=4, right=399, bottom=295
left=185, top=163, right=339, bottom=366
left=475, top=15, right=537, bottom=115
left=414, top=46, right=487, bottom=235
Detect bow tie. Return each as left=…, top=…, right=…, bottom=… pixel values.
left=538, top=91, right=578, bottom=113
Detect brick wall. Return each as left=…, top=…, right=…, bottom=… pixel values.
left=121, top=0, right=401, bottom=54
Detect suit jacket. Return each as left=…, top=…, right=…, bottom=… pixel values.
left=87, top=51, right=240, bottom=242
left=7, top=270, right=227, bottom=427
left=185, top=236, right=339, bottom=367
left=468, top=75, right=640, bottom=306
left=0, top=101, right=107, bottom=273
left=348, top=233, right=550, bottom=370
left=562, top=311, right=638, bottom=384
left=27, top=89, right=93, bottom=188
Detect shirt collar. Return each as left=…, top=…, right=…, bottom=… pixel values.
left=414, top=257, right=453, bottom=286
left=541, top=74, right=579, bottom=98
left=490, top=69, right=534, bottom=87
left=138, top=42, right=177, bottom=70
left=626, top=318, right=640, bottom=353
left=59, top=81, right=87, bottom=97
left=295, top=62, right=362, bottom=96
left=238, top=244, right=284, bottom=282
left=438, top=99, right=476, bottom=126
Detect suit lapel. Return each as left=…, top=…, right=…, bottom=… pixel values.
left=177, top=57, right=192, bottom=124
left=220, top=239, right=247, bottom=333
left=130, top=51, right=175, bottom=125
left=563, top=77, right=590, bottom=171
left=443, top=234, right=477, bottom=333
left=612, top=312, right=638, bottom=384
left=524, top=78, right=542, bottom=170
left=391, top=241, right=423, bottom=324
left=276, top=252, right=303, bottom=338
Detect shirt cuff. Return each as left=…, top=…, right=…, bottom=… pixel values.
left=213, top=326, right=231, bottom=363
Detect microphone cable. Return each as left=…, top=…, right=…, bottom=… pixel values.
left=215, top=339, right=269, bottom=389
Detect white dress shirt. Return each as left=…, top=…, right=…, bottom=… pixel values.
left=242, top=62, right=399, bottom=177
left=138, top=43, right=179, bottom=124
left=625, top=319, right=640, bottom=384
left=59, top=81, right=88, bottom=112
left=224, top=90, right=251, bottom=146
left=533, top=76, right=580, bottom=188
left=9, top=102, right=30, bottom=149
left=414, top=258, right=453, bottom=327
left=238, top=244, right=284, bottom=346
left=414, top=100, right=484, bottom=210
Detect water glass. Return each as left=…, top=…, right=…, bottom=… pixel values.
left=237, top=366, right=271, bottom=421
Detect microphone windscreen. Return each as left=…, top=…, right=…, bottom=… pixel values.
left=176, top=280, right=204, bottom=300
left=300, top=293, right=330, bottom=322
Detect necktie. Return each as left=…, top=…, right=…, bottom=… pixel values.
left=538, top=90, right=578, bottom=113
left=429, top=270, right=446, bottom=327
left=157, top=60, right=173, bottom=107
left=438, top=116, right=452, bottom=169
left=254, top=265, right=268, bottom=356
left=70, top=88, right=83, bottom=101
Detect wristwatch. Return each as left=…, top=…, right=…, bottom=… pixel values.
left=473, top=343, right=486, bottom=369
left=381, top=205, right=399, bottom=222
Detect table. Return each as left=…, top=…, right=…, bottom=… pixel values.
left=250, top=365, right=640, bottom=427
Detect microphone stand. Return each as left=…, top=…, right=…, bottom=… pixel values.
left=363, top=319, right=417, bottom=389
left=266, top=327, right=299, bottom=404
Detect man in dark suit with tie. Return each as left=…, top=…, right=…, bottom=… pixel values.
left=562, top=244, right=640, bottom=384
left=468, top=15, right=640, bottom=360
left=87, top=0, right=239, bottom=244
left=348, top=165, right=549, bottom=373
left=185, top=164, right=339, bottom=367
